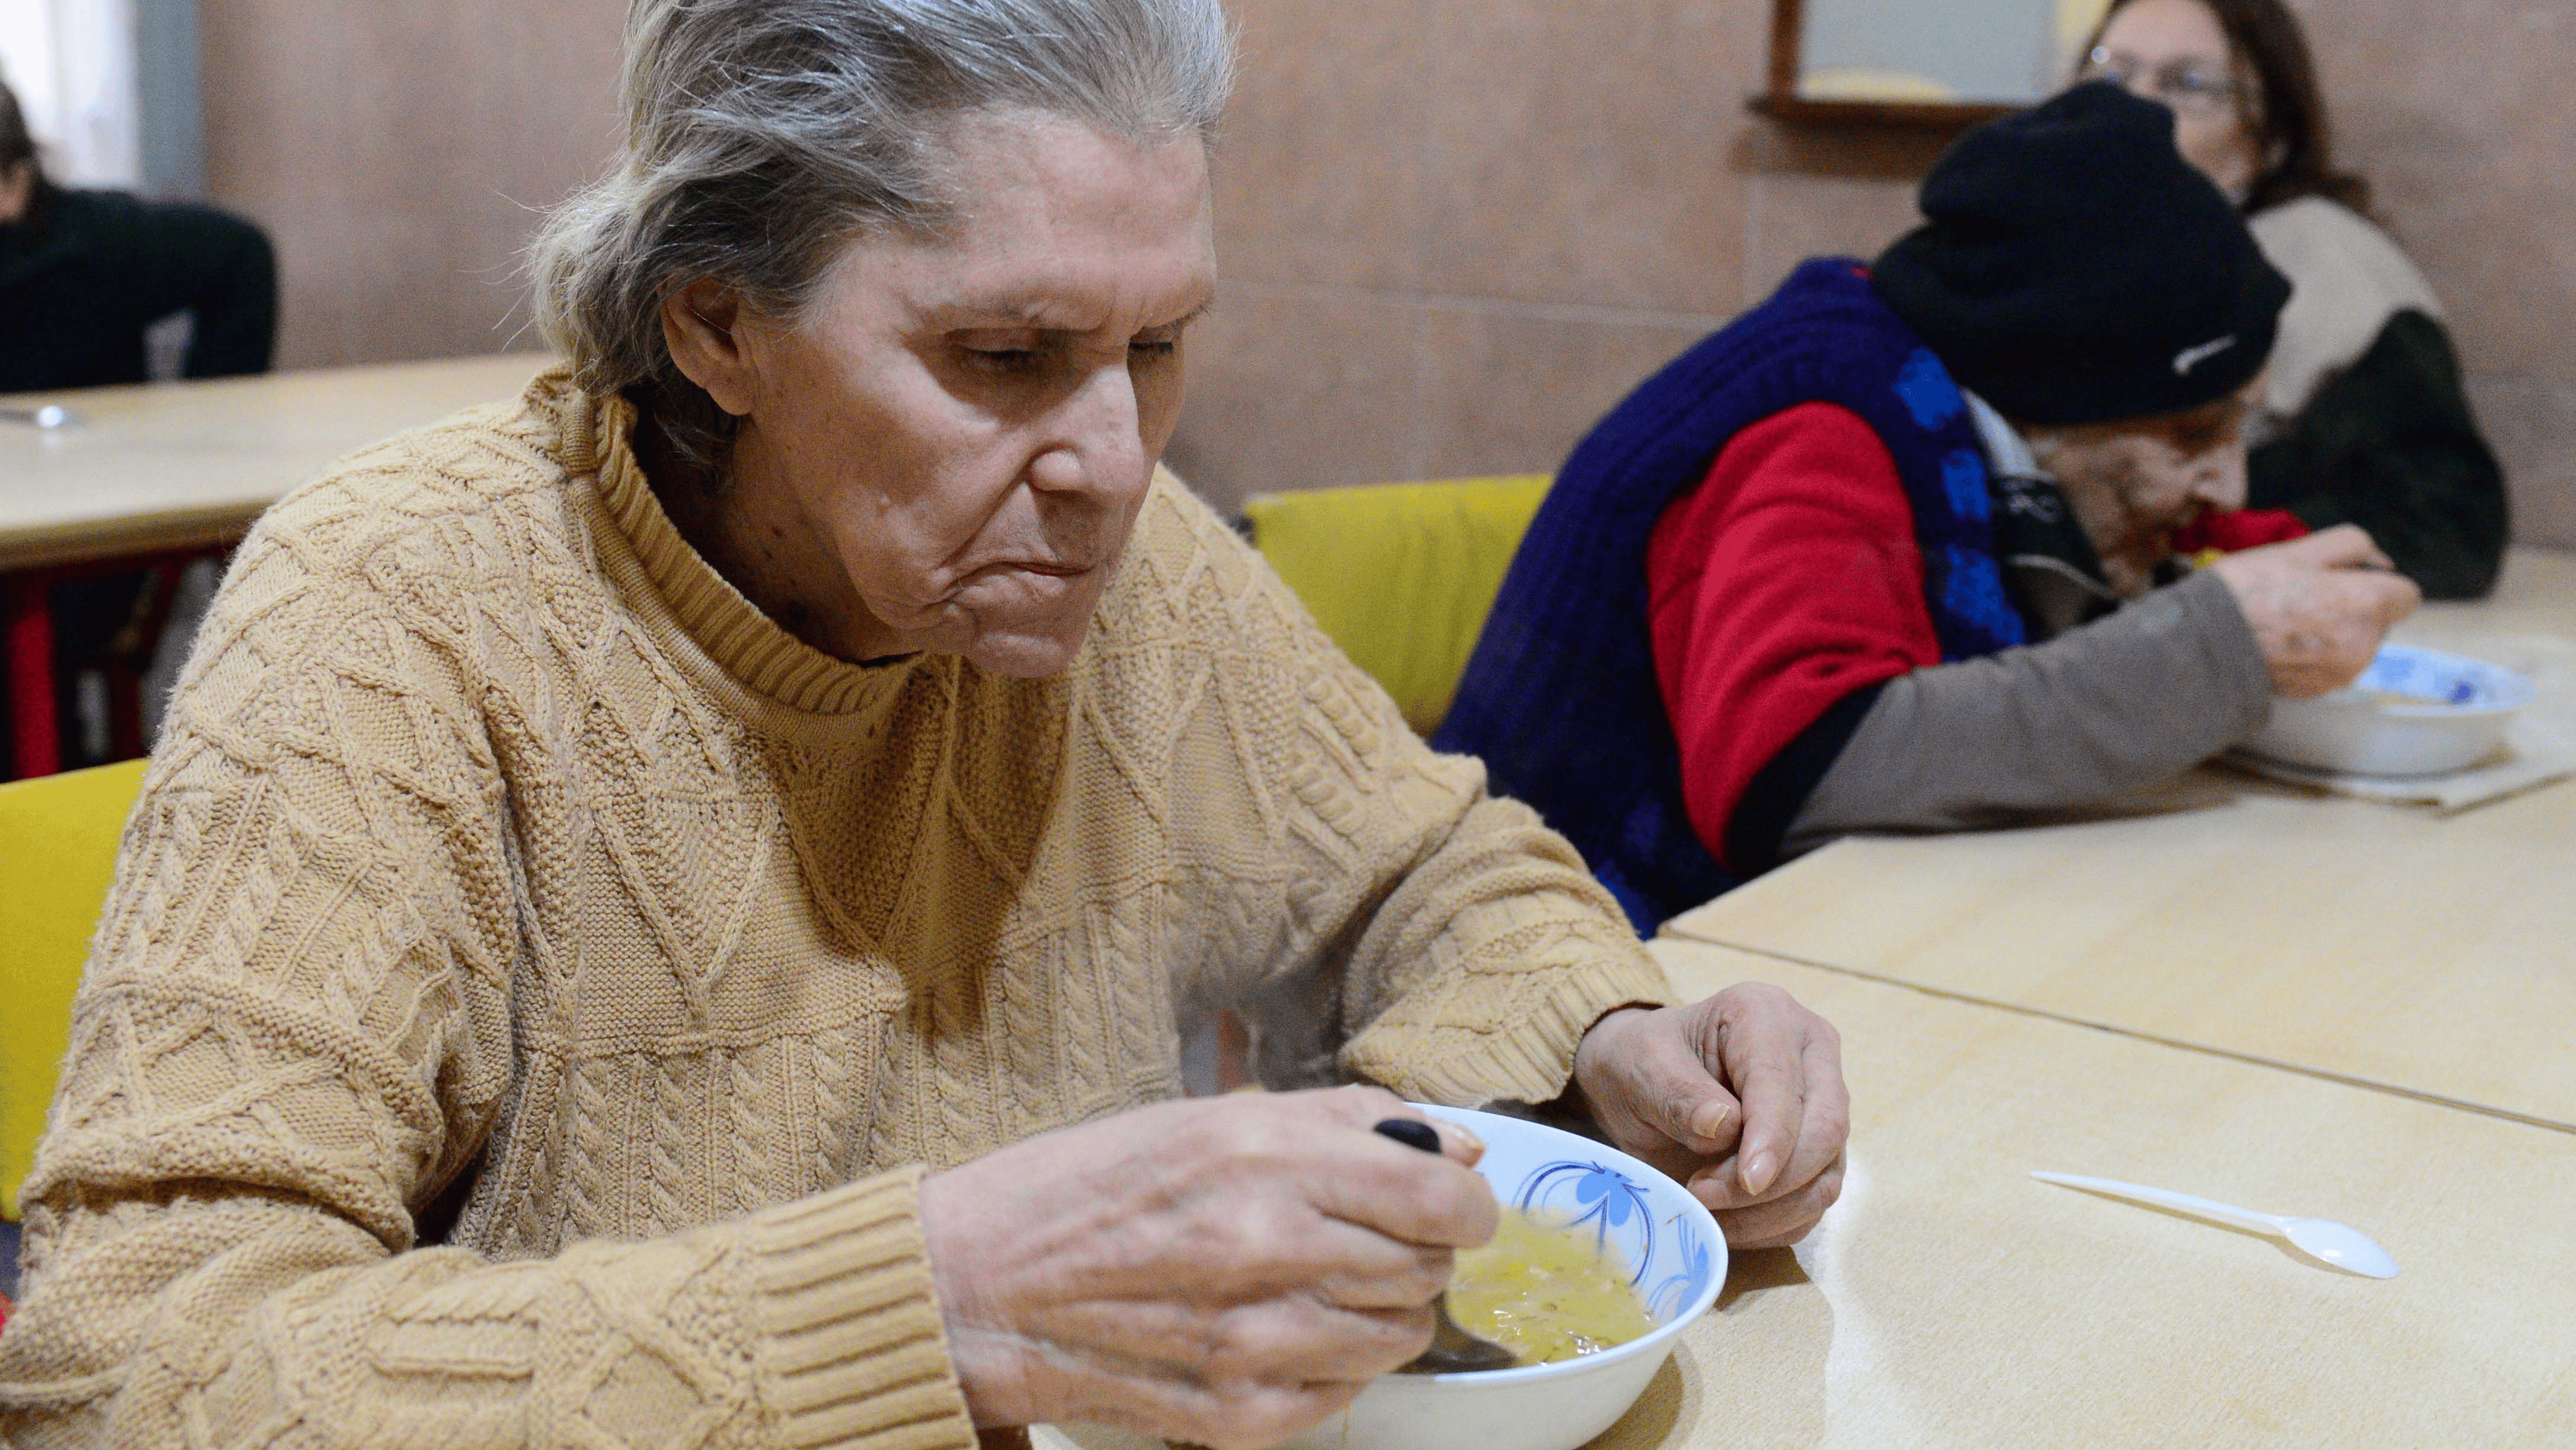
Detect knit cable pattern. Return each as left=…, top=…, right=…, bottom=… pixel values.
left=0, top=371, right=1670, bottom=1449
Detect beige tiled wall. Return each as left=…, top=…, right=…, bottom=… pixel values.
left=201, top=0, right=627, bottom=368
left=1168, top=0, right=1794, bottom=509
left=2311, top=0, right=2576, bottom=549
left=200, top=0, right=2576, bottom=546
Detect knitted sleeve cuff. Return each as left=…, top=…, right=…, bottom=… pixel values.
left=1342, top=930, right=1679, bottom=1108
left=744, top=1167, right=979, bottom=1450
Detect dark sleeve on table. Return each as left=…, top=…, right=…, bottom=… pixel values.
left=2249, top=310, right=2505, bottom=600
left=105, top=198, right=279, bottom=378
left=1778, top=568, right=2272, bottom=859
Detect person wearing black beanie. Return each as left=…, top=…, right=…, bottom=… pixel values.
left=1434, top=81, right=2420, bottom=927
left=1874, top=80, right=2287, bottom=430
left=1871, top=80, right=2302, bottom=602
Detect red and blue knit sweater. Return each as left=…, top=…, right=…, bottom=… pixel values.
left=1643, top=404, right=2306, bottom=884
left=1437, top=260, right=2021, bottom=928
left=1439, top=260, right=2302, bottom=930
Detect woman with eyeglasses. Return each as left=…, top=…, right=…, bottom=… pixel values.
left=2079, top=0, right=2507, bottom=599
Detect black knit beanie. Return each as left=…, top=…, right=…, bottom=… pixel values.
left=1873, top=81, right=2291, bottom=427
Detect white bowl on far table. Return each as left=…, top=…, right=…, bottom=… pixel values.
left=2242, top=643, right=2536, bottom=778
left=1275, top=1105, right=1727, bottom=1450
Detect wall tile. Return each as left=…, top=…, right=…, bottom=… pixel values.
left=202, top=0, right=624, bottom=369
left=1215, top=0, right=1436, bottom=291
left=1417, top=0, right=1768, bottom=316
left=1415, top=305, right=1714, bottom=479
left=1165, top=286, right=1426, bottom=517
left=2300, top=0, right=2576, bottom=386
left=1740, top=170, right=1920, bottom=301
left=2467, top=374, right=2576, bottom=551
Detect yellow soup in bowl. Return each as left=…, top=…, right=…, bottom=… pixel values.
left=1447, top=1208, right=1659, bottom=1366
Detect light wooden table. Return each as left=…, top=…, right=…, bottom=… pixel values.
left=1054, top=942, right=2576, bottom=1448
left=1619, top=942, right=2576, bottom=1449
left=0, top=353, right=552, bottom=573
left=1665, top=545, right=2576, bottom=1132
left=0, top=354, right=551, bottom=776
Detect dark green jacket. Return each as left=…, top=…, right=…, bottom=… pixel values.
left=2250, top=309, right=2506, bottom=599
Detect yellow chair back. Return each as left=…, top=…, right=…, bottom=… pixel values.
left=1, top=759, right=147, bottom=1219
left=1244, top=475, right=1550, bottom=735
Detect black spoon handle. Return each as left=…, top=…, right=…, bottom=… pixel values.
left=1372, top=1117, right=1442, bottom=1154
left=1371, top=1117, right=1520, bottom=1374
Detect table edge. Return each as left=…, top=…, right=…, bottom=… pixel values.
left=0, top=505, right=263, bottom=573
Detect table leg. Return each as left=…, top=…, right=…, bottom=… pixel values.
left=4, top=573, right=60, bottom=780
left=106, top=561, right=187, bottom=761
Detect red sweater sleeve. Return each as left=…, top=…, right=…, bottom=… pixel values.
left=1645, top=402, right=1942, bottom=872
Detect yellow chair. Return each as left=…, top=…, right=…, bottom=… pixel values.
left=1, top=758, right=147, bottom=1220
left=1244, top=475, right=1551, bottom=735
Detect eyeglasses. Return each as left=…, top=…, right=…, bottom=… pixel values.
left=2082, top=48, right=2245, bottom=117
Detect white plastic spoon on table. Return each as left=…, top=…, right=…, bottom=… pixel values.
left=2031, top=1171, right=2400, bottom=1279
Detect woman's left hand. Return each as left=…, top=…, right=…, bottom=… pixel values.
left=1569, top=985, right=1850, bottom=1249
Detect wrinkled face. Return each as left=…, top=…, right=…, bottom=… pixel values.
left=2029, top=393, right=2251, bottom=598
left=2087, top=0, right=2266, bottom=199
left=711, top=111, right=1215, bottom=678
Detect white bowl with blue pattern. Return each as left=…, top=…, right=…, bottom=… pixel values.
left=2244, top=643, right=2536, bottom=778
left=1277, top=1105, right=1726, bottom=1450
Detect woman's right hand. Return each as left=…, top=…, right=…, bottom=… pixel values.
left=2208, top=525, right=2422, bottom=699
left=918, top=1086, right=1499, bottom=1448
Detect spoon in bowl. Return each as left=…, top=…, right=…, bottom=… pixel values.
left=2031, top=1171, right=2399, bottom=1278
left=1373, top=1118, right=1522, bottom=1373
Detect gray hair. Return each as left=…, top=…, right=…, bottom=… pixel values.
left=532, top=0, right=1234, bottom=471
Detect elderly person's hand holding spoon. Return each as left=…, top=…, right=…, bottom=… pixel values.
left=921, top=1088, right=1500, bottom=1450
left=915, top=985, right=1855, bottom=1448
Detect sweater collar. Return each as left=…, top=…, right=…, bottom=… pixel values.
left=574, top=383, right=924, bottom=716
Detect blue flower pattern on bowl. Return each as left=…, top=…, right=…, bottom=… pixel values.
left=1512, top=1160, right=1717, bottom=1324
left=1515, top=1160, right=1654, bottom=1279
left=1645, top=1218, right=1716, bottom=1322
left=2353, top=644, right=2536, bottom=710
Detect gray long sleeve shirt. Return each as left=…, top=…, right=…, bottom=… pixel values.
left=1781, top=398, right=2275, bottom=860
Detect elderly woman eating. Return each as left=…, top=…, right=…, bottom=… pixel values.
left=0, top=3, right=1847, bottom=1448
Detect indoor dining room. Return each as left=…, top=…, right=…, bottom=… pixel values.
left=4, top=1, right=2574, bottom=1446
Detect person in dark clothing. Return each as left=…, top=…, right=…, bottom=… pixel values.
left=2079, top=0, right=2506, bottom=599
left=0, top=80, right=277, bottom=390
left=1, top=78, right=277, bottom=771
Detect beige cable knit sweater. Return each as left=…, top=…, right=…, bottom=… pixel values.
left=0, top=371, right=1671, bottom=1449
